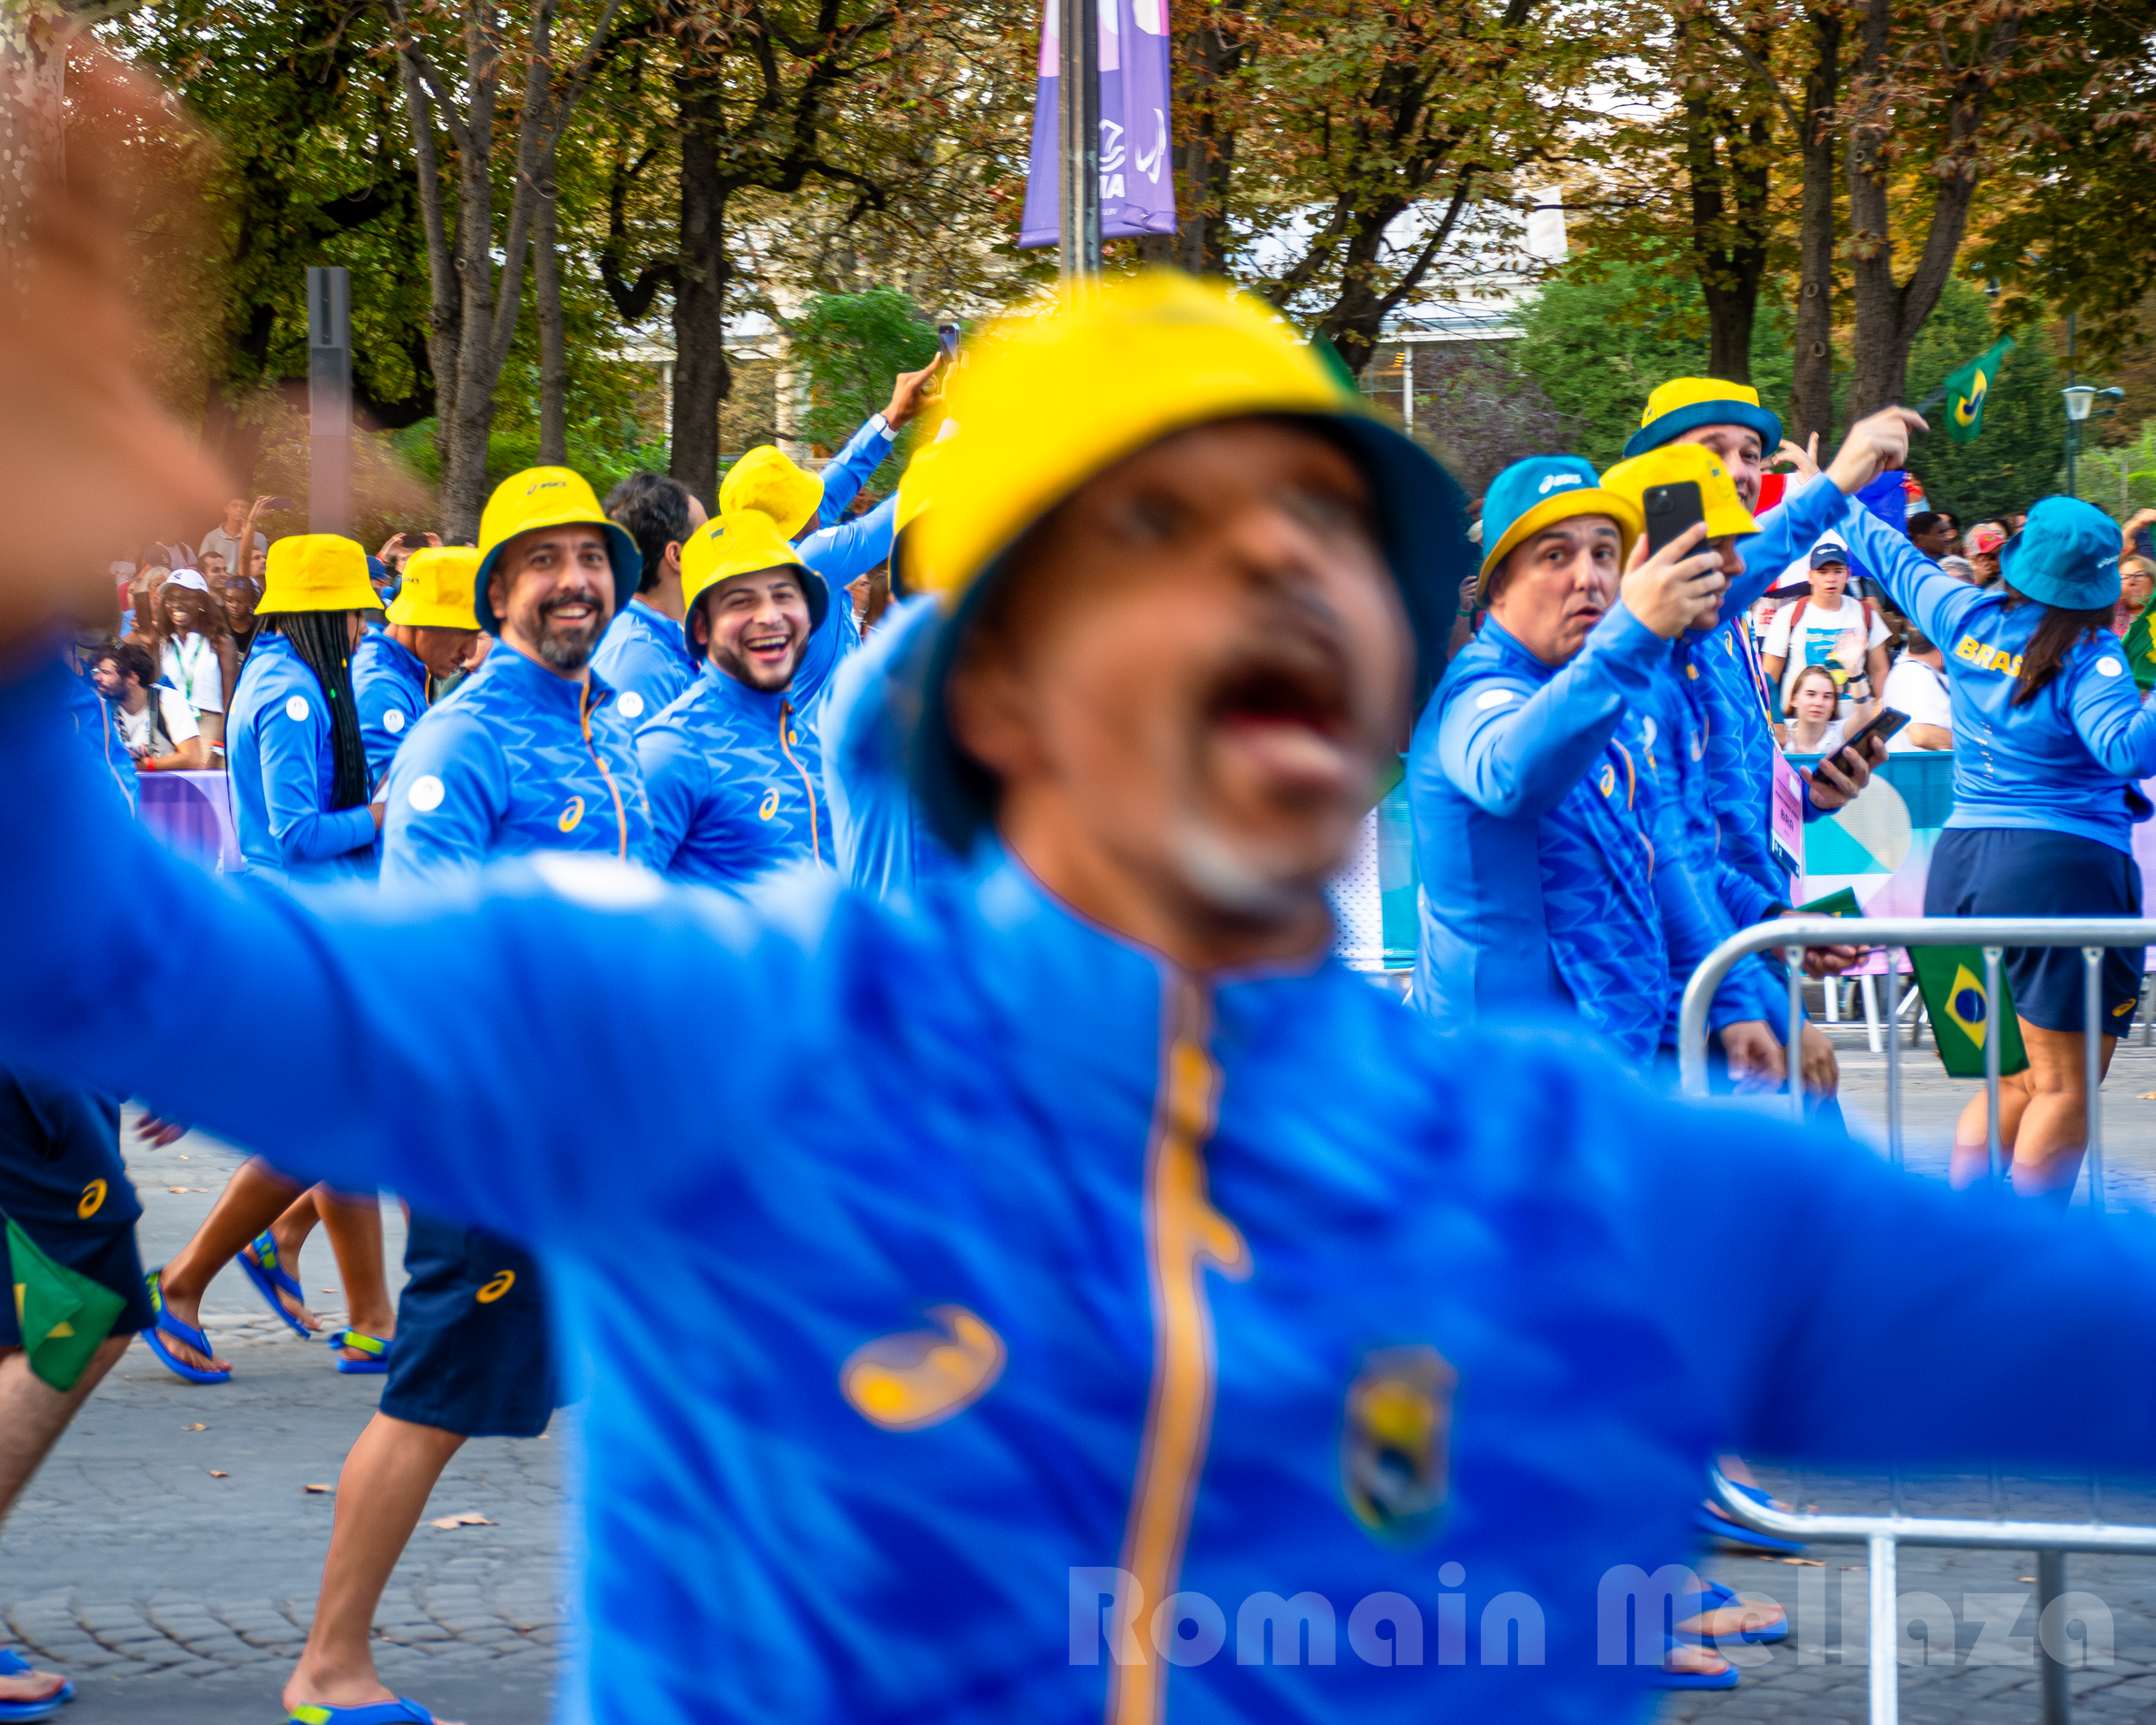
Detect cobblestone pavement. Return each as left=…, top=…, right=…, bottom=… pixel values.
left=10, top=1021, right=2156, bottom=1721
left=0, top=1122, right=565, bottom=1722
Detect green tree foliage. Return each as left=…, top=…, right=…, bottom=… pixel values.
left=2079, top=422, right=2156, bottom=522
left=1507, top=255, right=1795, bottom=467
left=787, top=287, right=940, bottom=489
left=1904, top=277, right=2061, bottom=523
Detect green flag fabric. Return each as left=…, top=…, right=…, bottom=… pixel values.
left=6, top=1213, right=125, bottom=1391
left=1908, top=946, right=2030, bottom=1079
left=2122, top=595, right=2156, bottom=693
left=1942, top=338, right=2015, bottom=444
left=1795, top=886, right=1862, bottom=918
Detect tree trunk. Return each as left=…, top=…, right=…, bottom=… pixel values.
left=1788, top=4, right=1841, bottom=451
left=669, top=80, right=730, bottom=509
left=1174, top=8, right=1241, bottom=275
left=0, top=0, right=66, bottom=280
left=535, top=161, right=567, bottom=465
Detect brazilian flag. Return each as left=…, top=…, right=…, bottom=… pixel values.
left=2122, top=596, right=2156, bottom=693
left=1942, top=338, right=2015, bottom=445
left=6, top=1213, right=125, bottom=1391
left=1909, top=947, right=2030, bottom=1078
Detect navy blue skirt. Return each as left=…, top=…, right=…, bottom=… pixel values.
left=1924, top=826, right=2145, bottom=1035
left=379, top=1213, right=564, bottom=1439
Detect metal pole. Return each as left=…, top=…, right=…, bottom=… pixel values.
left=1885, top=947, right=1902, bottom=1168
left=2037, top=1551, right=2070, bottom=1725
left=1787, top=945, right=1806, bottom=1122
left=2084, top=947, right=2106, bottom=1216
left=1984, top=945, right=2005, bottom=1187
left=1056, top=0, right=1101, bottom=284
left=2065, top=310, right=2079, bottom=499
left=307, top=265, right=352, bottom=536
left=1868, top=1532, right=1899, bottom=1725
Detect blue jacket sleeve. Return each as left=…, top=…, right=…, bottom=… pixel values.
left=815, top=414, right=893, bottom=528
left=1714, top=857, right=1781, bottom=929
left=1438, top=607, right=1673, bottom=818
left=259, top=701, right=376, bottom=865
left=380, top=708, right=504, bottom=892
left=1730, top=475, right=1858, bottom=616
left=635, top=718, right=707, bottom=878
left=1835, top=501, right=1985, bottom=654
left=799, top=494, right=899, bottom=589
left=2069, top=655, right=2156, bottom=779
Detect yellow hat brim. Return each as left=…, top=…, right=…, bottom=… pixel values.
left=1477, top=491, right=1644, bottom=598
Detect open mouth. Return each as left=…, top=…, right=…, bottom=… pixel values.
left=1203, top=641, right=1359, bottom=793
left=541, top=595, right=602, bottom=630
left=743, top=627, right=796, bottom=663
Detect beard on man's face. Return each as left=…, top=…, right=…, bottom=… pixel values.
left=524, top=584, right=608, bottom=673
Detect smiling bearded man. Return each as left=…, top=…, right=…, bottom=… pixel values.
left=9, top=255, right=2156, bottom=1725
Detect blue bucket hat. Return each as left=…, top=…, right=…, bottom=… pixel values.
left=1476, top=456, right=1643, bottom=601
left=1622, top=377, right=1783, bottom=461
left=1999, top=497, right=2124, bottom=610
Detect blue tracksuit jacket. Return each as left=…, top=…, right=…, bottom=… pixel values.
left=824, top=597, right=964, bottom=901
left=6, top=653, right=2156, bottom=1725
left=226, top=633, right=377, bottom=885
left=353, top=630, right=428, bottom=794
left=65, top=656, right=135, bottom=812
left=1409, top=606, right=1671, bottom=1025
left=797, top=414, right=898, bottom=587
left=380, top=640, right=651, bottom=891
left=589, top=597, right=701, bottom=727
left=637, top=662, right=832, bottom=891
left=1842, top=505, right=2156, bottom=853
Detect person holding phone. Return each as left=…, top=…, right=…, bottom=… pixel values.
left=1841, top=495, right=2156, bottom=1199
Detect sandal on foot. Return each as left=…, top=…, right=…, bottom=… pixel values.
left=288, top=1699, right=439, bottom=1724
left=0, top=1649, right=70, bottom=1708
left=140, top=1269, right=230, bottom=1386
left=239, top=1234, right=315, bottom=1339
left=1679, top=1579, right=1788, bottom=1645
left=323, top=1330, right=392, bottom=1376
left=1697, top=1481, right=1805, bottom=1554
left=1652, top=1630, right=1742, bottom=1691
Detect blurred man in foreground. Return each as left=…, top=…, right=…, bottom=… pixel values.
left=10, top=130, right=2156, bottom=1722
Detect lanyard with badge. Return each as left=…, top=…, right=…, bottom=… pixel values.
left=1725, top=619, right=1805, bottom=879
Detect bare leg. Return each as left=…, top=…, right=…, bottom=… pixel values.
left=282, top=1413, right=467, bottom=1721
left=316, top=1190, right=395, bottom=1364
left=248, top=1187, right=324, bottom=1331
left=0, top=1334, right=132, bottom=1706
left=2008, top=1022, right=2118, bottom=1197
left=1951, top=1071, right=2032, bottom=1189
left=156, top=1157, right=306, bottom=1373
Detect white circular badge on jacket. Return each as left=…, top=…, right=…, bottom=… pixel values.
left=384, top=707, right=406, bottom=734
left=2098, top=657, right=2123, bottom=679
left=407, top=774, right=445, bottom=813
left=284, top=695, right=309, bottom=722
left=1475, top=687, right=1517, bottom=711
left=619, top=690, right=645, bottom=719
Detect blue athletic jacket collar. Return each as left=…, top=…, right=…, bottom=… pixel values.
left=480, top=635, right=626, bottom=719
left=368, top=631, right=426, bottom=685
left=698, top=654, right=797, bottom=722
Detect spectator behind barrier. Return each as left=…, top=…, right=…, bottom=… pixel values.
left=1776, top=663, right=1845, bottom=756
left=1966, top=520, right=2008, bottom=586
left=1759, top=543, right=1890, bottom=723
left=88, top=640, right=206, bottom=771
left=1880, top=625, right=1954, bottom=751
left=1907, top=510, right=1959, bottom=559
left=2110, top=556, right=2153, bottom=638
left=156, top=568, right=237, bottom=759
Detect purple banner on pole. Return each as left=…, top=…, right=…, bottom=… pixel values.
left=1017, top=0, right=1177, bottom=249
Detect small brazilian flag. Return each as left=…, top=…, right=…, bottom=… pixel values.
left=1942, top=338, right=2015, bottom=445
left=6, top=1214, right=125, bottom=1391
left=1909, top=947, right=2030, bottom=1078
left=2122, top=596, right=2156, bottom=694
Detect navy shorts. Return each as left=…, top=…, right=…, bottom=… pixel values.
left=0, top=1221, right=152, bottom=1347
left=1924, top=826, right=2145, bottom=1035
left=379, top=1213, right=564, bottom=1440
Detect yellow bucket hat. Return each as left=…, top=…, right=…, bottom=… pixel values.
left=1623, top=377, right=1783, bottom=460
left=890, top=424, right=957, bottom=597
left=909, top=270, right=1472, bottom=850
left=385, top=547, right=482, bottom=631
left=258, top=535, right=379, bottom=615
left=474, top=467, right=641, bottom=635
left=1599, top=443, right=1761, bottom=543
left=720, top=446, right=824, bottom=543
left=678, top=511, right=825, bottom=656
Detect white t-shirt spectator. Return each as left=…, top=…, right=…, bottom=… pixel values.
left=119, top=686, right=201, bottom=757
left=1764, top=596, right=1890, bottom=718
left=1881, top=655, right=1954, bottom=751
left=199, top=524, right=266, bottom=573
left=161, top=633, right=225, bottom=715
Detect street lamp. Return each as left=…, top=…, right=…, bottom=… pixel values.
left=2063, top=385, right=2098, bottom=422
left=2061, top=386, right=2122, bottom=498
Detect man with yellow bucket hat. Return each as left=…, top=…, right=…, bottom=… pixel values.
left=352, top=545, right=482, bottom=793
left=636, top=510, right=838, bottom=888
left=379, top=466, right=649, bottom=890
left=10, top=271, right=2156, bottom=1725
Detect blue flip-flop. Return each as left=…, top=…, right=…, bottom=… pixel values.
left=288, top=1698, right=438, bottom=1723
left=239, top=1233, right=315, bottom=1339
left=1679, top=1579, right=1789, bottom=1645
left=140, top=1269, right=231, bottom=1386
left=1651, top=1630, right=1742, bottom=1690
left=1697, top=1481, right=1805, bottom=1554
left=0, top=1647, right=71, bottom=1712
left=323, top=1330, right=392, bottom=1376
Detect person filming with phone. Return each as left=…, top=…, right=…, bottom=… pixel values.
left=1840, top=495, right=2156, bottom=1201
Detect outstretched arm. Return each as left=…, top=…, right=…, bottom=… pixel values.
left=800, top=493, right=900, bottom=589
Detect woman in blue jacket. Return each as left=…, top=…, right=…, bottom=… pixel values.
left=1846, top=497, right=2156, bottom=1197
left=225, top=535, right=383, bottom=885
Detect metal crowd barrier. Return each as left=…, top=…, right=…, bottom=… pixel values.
left=1682, top=918, right=2156, bottom=1725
